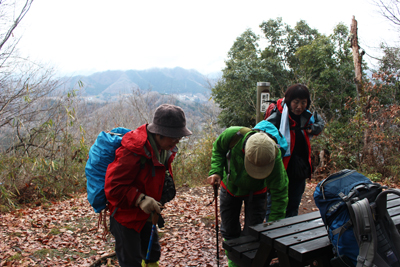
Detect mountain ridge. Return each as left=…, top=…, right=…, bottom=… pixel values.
left=61, top=67, right=219, bottom=98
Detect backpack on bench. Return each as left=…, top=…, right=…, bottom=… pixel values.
left=349, top=188, right=400, bottom=267
left=313, top=169, right=400, bottom=267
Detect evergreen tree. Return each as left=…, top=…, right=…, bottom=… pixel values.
left=212, top=29, right=272, bottom=127
left=212, top=18, right=357, bottom=126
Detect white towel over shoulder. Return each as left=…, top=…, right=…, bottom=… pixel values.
left=279, top=104, right=291, bottom=157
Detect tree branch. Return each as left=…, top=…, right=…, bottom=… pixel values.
left=0, top=0, right=33, bottom=51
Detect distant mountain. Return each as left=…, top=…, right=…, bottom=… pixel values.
left=60, top=67, right=214, bottom=98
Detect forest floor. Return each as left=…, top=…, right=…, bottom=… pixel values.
left=0, top=180, right=322, bottom=267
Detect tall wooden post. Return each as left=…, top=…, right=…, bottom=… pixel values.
left=256, top=82, right=270, bottom=124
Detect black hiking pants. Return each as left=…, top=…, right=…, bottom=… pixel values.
left=110, top=216, right=160, bottom=267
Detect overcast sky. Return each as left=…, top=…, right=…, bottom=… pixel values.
left=16, top=0, right=398, bottom=76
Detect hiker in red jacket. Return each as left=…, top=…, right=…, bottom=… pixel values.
left=105, top=104, right=192, bottom=267
left=266, top=84, right=325, bottom=218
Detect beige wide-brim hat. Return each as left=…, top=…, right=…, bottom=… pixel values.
left=147, top=104, right=192, bottom=138
left=244, top=133, right=276, bottom=179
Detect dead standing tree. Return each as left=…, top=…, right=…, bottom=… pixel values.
left=350, top=16, right=373, bottom=166
left=351, top=16, right=363, bottom=101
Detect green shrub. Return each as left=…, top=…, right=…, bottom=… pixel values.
left=173, top=126, right=219, bottom=187
left=367, top=172, right=383, bottom=182
left=0, top=89, right=91, bottom=212
left=0, top=151, right=88, bottom=212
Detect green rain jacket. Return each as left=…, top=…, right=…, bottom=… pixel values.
left=209, top=126, right=289, bottom=221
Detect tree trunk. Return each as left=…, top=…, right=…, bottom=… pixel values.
left=351, top=16, right=371, bottom=167
left=351, top=16, right=363, bottom=101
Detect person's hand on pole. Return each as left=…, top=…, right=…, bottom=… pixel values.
left=207, top=174, right=221, bottom=187
left=136, top=194, right=162, bottom=214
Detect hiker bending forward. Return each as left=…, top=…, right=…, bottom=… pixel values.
left=105, top=104, right=192, bottom=267
left=207, top=128, right=288, bottom=266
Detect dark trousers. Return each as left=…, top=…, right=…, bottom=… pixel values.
left=285, top=178, right=306, bottom=217
left=110, top=216, right=160, bottom=267
left=265, top=191, right=272, bottom=222
left=220, top=187, right=267, bottom=240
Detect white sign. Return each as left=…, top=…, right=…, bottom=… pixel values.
left=260, top=92, right=270, bottom=112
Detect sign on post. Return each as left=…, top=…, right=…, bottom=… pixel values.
left=256, top=82, right=270, bottom=123
left=260, top=92, right=270, bottom=113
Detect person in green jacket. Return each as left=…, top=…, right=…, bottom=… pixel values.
left=207, top=127, right=288, bottom=266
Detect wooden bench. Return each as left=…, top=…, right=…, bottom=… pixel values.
left=223, top=193, right=400, bottom=267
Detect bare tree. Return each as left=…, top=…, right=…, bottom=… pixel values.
left=0, top=0, right=33, bottom=67
left=373, top=0, right=400, bottom=27
left=0, top=0, right=63, bottom=138
left=0, top=0, right=84, bottom=175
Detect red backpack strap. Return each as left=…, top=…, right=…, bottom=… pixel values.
left=264, top=102, right=277, bottom=120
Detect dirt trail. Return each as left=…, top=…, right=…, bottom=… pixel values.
left=0, top=182, right=320, bottom=267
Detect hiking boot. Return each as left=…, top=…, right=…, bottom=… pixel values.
left=224, top=249, right=240, bottom=267
left=227, top=258, right=240, bottom=267
left=141, top=260, right=159, bottom=267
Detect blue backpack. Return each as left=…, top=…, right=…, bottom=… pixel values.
left=253, top=120, right=288, bottom=157
left=313, top=169, right=400, bottom=267
left=85, top=127, right=131, bottom=213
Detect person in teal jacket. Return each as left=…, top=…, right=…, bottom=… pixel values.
left=207, top=127, right=288, bottom=266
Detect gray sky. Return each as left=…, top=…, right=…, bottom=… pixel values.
left=16, top=0, right=398, bottom=76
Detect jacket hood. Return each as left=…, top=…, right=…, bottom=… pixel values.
left=121, top=124, right=149, bottom=155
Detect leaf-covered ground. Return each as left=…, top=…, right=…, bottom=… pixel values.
left=1, top=183, right=320, bottom=267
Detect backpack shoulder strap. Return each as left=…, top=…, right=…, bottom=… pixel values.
left=133, top=146, right=155, bottom=176
left=228, top=127, right=253, bottom=149
left=349, top=198, right=378, bottom=267
left=226, top=127, right=253, bottom=188
left=374, top=189, right=400, bottom=265
left=263, top=100, right=277, bottom=120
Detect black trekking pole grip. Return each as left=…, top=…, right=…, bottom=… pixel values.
left=214, top=184, right=220, bottom=267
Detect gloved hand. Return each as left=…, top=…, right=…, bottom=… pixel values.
left=207, top=174, right=221, bottom=186
left=135, top=193, right=161, bottom=214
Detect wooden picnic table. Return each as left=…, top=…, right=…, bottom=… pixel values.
left=223, top=192, right=400, bottom=267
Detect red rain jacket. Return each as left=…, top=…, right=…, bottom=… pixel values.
left=105, top=124, right=176, bottom=231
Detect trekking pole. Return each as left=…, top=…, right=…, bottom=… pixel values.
left=145, top=212, right=159, bottom=267
left=213, top=184, right=220, bottom=267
